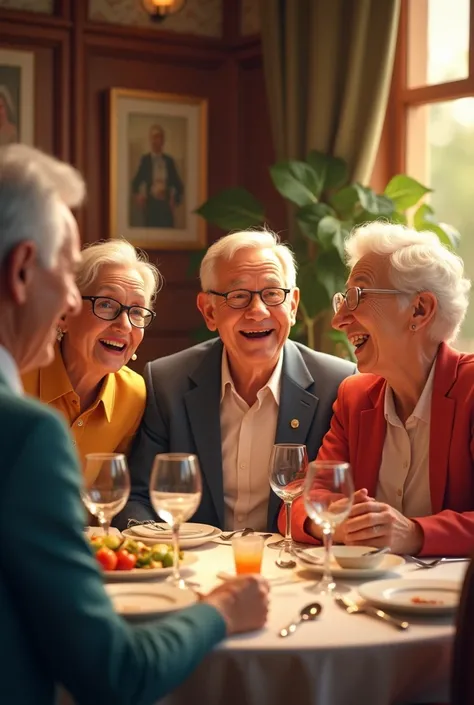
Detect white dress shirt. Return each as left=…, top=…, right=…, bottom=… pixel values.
left=220, top=351, right=283, bottom=531
left=375, top=362, right=436, bottom=518
left=0, top=344, right=22, bottom=396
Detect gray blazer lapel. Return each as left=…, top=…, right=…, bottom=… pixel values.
left=184, top=339, right=225, bottom=527
left=267, top=341, right=319, bottom=527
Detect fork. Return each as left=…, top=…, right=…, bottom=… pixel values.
left=408, top=556, right=469, bottom=569
left=219, top=527, right=254, bottom=541
left=335, top=595, right=409, bottom=630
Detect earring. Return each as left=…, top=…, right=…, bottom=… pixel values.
left=411, top=324, right=416, bottom=331
left=131, top=353, right=137, bottom=361
left=56, top=326, right=64, bottom=342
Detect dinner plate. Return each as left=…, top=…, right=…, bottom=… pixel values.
left=359, top=578, right=462, bottom=615
left=122, top=526, right=221, bottom=549
left=296, top=547, right=405, bottom=578
left=126, top=522, right=217, bottom=539
left=103, top=553, right=198, bottom=582
left=106, top=583, right=197, bottom=620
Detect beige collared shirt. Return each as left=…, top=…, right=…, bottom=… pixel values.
left=220, top=350, right=283, bottom=531
left=375, top=362, right=436, bottom=518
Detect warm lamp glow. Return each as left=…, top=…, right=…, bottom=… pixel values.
left=141, top=0, right=187, bottom=21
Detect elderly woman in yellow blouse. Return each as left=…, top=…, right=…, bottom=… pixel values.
left=23, top=239, right=161, bottom=462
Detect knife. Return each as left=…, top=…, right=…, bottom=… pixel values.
left=335, top=595, right=409, bottom=630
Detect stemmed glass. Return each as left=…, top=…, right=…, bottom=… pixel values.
left=149, top=453, right=202, bottom=588
left=81, top=453, right=131, bottom=535
left=303, top=461, right=354, bottom=594
left=268, top=444, right=308, bottom=563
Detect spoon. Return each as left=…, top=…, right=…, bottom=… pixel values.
left=361, top=546, right=390, bottom=557
left=279, top=602, right=323, bottom=637
left=275, top=550, right=296, bottom=569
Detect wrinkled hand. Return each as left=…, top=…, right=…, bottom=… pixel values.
left=340, top=497, right=423, bottom=555
left=203, top=575, right=270, bottom=635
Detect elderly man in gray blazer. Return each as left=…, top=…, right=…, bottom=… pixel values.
left=118, top=228, right=356, bottom=533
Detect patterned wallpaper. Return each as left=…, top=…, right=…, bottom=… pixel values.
left=89, top=0, right=223, bottom=38
left=241, top=0, right=260, bottom=36
left=0, top=0, right=53, bottom=11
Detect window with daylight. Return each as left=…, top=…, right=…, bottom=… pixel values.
left=394, top=0, right=474, bottom=350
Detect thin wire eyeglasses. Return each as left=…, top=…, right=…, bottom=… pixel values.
left=332, top=287, right=404, bottom=314
left=207, top=287, right=291, bottom=310
left=81, top=296, right=156, bottom=329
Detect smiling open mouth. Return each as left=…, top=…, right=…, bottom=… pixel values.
left=99, top=338, right=126, bottom=352
left=239, top=329, right=273, bottom=339
left=349, top=334, right=369, bottom=350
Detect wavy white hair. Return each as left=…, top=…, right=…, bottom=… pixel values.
left=345, top=221, right=471, bottom=343
left=0, top=144, right=85, bottom=270
left=199, top=227, right=297, bottom=291
left=77, top=239, right=162, bottom=309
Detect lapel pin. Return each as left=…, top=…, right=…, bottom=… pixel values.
left=290, top=418, right=300, bottom=429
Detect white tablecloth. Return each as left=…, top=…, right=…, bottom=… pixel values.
left=152, top=537, right=464, bottom=705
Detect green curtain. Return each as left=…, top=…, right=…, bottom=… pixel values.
left=260, top=0, right=400, bottom=184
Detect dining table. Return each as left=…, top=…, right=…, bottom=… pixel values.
left=100, top=530, right=466, bottom=705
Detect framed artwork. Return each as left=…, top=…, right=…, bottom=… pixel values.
left=109, top=88, right=208, bottom=250
left=0, top=49, right=34, bottom=146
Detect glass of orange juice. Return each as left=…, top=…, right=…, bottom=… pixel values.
left=232, top=534, right=264, bottom=575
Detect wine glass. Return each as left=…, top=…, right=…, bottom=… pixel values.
left=149, top=453, right=202, bottom=588
left=82, top=453, right=131, bottom=535
left=268, top=444, right=308, bottom=562
left=303, top=461, right=354, bottom=594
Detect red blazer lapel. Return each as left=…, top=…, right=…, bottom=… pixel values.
left=355, top=381, right=387, bottom=496
left=429, top=343, right=459, bottom=513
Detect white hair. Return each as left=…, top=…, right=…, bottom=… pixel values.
left=77, top=239, right=162, bottom=308
left=199, top=227, right=297, bottom=291
left=345, top=221, right=471, bottom=343
left=0, top=144, right=85, bottom=270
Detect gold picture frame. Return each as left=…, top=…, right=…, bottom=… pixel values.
left=109, top=88, right=207, bottom=250
left=0, top=49, right=34, bottom=146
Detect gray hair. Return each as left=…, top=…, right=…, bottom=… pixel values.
left=199, top=227, right=297, bottom=291
left=0, top=144, right=85, bottom=270
left=345, top=221, right=471, bottom=343
left=77, top=239, right=162, bottom=308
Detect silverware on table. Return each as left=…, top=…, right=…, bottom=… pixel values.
left=335, top=595, right=409, bottom=630
left=408, top=556, right=470, bottom=569
left=279, top=602, right=322, bottom=637
left=218, top=527, right=255, bottom=541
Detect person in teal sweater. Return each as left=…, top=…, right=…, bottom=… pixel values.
left=0, top=144, right=269, bottom=705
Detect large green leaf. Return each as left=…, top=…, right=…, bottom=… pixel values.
left=354, top=184, right=394, bottom=216
left=306, top=150, right=348, bottom=193
left=297, top=260, right=331, bottom=319
left=270, top=160, right=320, bottom=207
left=317, top=216, right=349, bottom=260
left=314, top=248, right=348, bottom=301
left=389, top=211, right=408, bottom=225
left=414, top=204, right=460, bottom=249
left=196, top=188, right=265, bottom=230
left=384, top=175, right=432, bottom=211
left=330, top=185, right=359, bottom=219
left=297, top=202, right=335, bottom=242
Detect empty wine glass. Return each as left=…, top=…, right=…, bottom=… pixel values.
left=149, top=453, right=202, bottom=588
left=303, top=461, right=354, bottom=594
left=82, top=453, right=131, bottom=535
left=268, top=444, right=308, bottom=563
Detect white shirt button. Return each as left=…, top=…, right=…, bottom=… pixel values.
left=237, top=515, right=244, bottom=522
left=77, top=420, right=84, bottom=427
left=239, top=463, right=246, bottom=470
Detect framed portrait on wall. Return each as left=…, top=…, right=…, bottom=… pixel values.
left=109, top=88, right=208, bottom=250
left=0, top=49, right=34, bottom=146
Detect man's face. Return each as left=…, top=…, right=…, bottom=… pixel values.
left=20, top=206, right=82, bottom=372
left=150, top=127, right=164, bottom=153
left=198, top=247, right=299, bottom=374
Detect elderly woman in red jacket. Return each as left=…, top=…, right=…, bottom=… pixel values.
left=284, top=221, right=473, bottom=557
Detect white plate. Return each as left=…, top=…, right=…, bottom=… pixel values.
left=296, top=547, right=405, bottom=578
left=106, top=583, right=197, bottom=620
left=359, top=578, right=462, bottom=615
left=103, top=553, right=198, bottom=582
left=127, top=522, right=217, bottom=539
left=122, top=526, right=221, bottom=549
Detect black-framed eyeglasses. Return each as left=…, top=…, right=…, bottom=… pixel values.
left=332, top=287, right=404, bottom=313
left=81, top=296, right=156, bottom=329
left=208, top=287, right=291, bottom=309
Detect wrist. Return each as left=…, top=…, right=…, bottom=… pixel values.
left=406, top=520, right=424, bottom=555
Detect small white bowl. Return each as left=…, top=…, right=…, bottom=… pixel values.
left=332, top=546, right=386, bottom=570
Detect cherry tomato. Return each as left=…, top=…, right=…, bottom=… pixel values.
left=95, top=546, right=118, bottom=571
left=116, top=550, right=137, bottom=571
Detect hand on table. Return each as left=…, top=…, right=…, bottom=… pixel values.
left=203, top=575, right=270, bottom=635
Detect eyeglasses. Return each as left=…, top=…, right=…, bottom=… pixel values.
left=332, top=287, right=404, bottom=313
left=82, top=296, right=156, bottom=329
left=208, top=287, right=291, bottom=309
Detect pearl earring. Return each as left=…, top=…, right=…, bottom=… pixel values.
left=131, top=353, right=137, bottom=361
left=411, top=324, right=416, bottom=331
left=56, top=327, right=64, bottom=342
